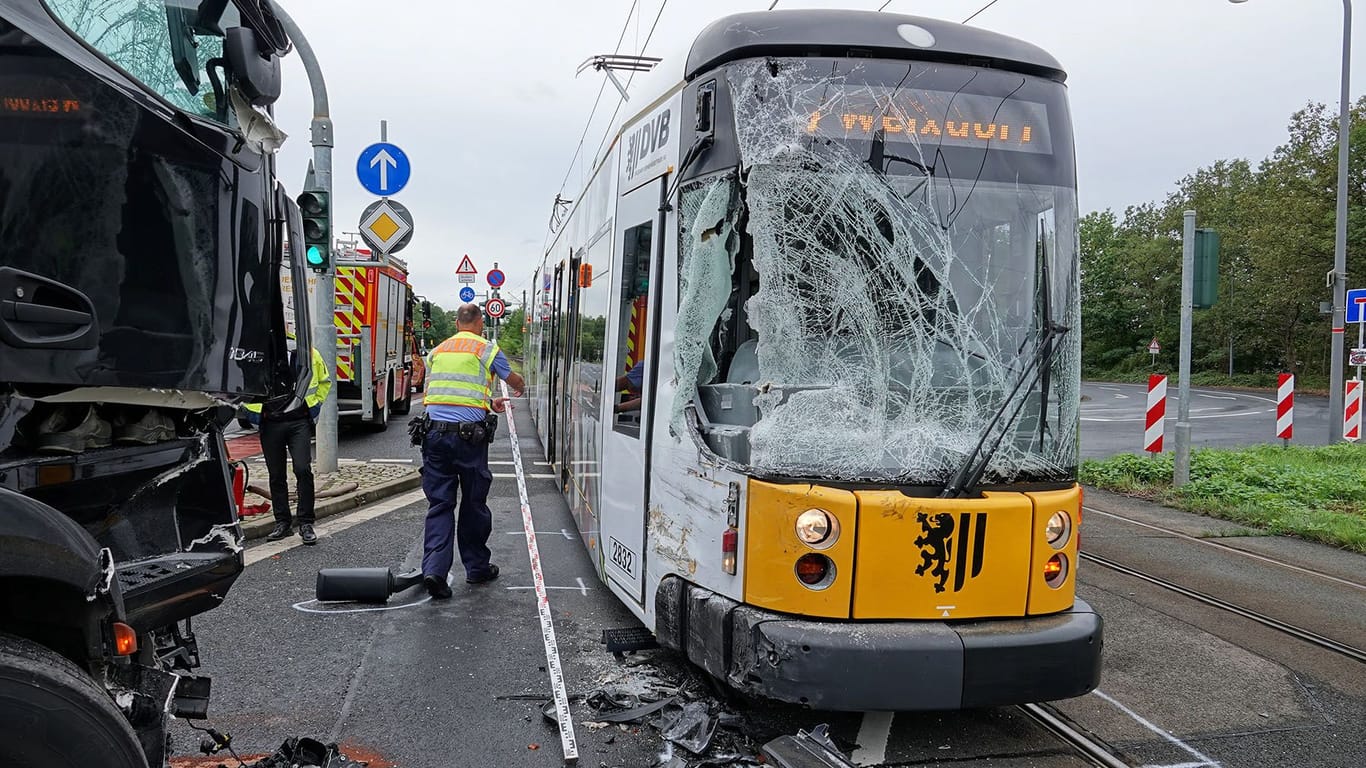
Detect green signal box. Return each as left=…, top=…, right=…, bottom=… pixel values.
left=1193, top=228, right=1220, bottom=309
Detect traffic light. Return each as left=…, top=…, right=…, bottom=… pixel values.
left=1193, top=228, right=1220, bottom=309
left=297, top=190, right=330, bottom=273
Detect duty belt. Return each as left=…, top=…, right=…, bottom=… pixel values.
left=426, top=416, right=498, bottom=444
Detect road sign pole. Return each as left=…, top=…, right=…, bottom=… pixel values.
left=275, top=6, right=337, bottom=474
left=1174, top=210, right=1196, bottom=487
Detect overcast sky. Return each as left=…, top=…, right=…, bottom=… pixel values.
left=269, top=0, right=1365, bottom=309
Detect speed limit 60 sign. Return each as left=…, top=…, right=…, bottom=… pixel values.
left=486, top=297, right=506, bottom=319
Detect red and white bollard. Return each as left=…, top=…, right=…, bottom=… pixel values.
left=1276, top=374, right=1294, bottom=444
left=1344, top=379, right=1362, bottom=442
left=1145, top=374, right=1167, bottom=454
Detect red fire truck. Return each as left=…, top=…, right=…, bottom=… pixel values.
left=334, top=250, right=424, bottom=430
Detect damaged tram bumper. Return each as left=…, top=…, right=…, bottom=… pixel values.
left=656, top=576, right=1102, bottom=712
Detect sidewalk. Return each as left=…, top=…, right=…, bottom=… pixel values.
left=234, top=456, right=421, bottom=541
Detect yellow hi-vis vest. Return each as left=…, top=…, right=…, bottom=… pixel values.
left=425, top=331, right=500, bottom=409
left=244, top=348, right=332, bottom=420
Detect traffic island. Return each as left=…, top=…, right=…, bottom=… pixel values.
left=235, top=459, right=422, bottom=540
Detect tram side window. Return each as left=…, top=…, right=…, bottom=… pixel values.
left=612, top=221, right=653, bottom=436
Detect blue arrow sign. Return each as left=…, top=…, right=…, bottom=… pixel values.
left=1349, top=288, right=1366, bottom=324
left=356, top=142, right=411, bottom=196
left=459, top=286, right=475, bottom=303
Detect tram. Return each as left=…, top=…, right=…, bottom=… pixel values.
left=525, top=9, right=1102, bottom=711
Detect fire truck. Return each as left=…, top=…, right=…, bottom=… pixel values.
left=333, top=249, right=424, bottom=430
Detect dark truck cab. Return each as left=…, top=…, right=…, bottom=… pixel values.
left=0, top=1, right=310, bottom=765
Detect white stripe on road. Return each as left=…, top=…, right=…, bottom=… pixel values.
left=851, top=711, right=894, bottom=766
left=507, top=578, right=590, bottom=596
left=244, top=489, right=427, bottom=566
left=490, top=460, right=551, bottom=466
left=1093, top=690, right=1220, bottom=768
left=507, top=528, right=577, bottom=540
left=501, top=382, right=578, bottom=763
left=493, top=472, right=556, bottom=479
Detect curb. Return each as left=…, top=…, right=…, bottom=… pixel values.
left=238, top=471, right=424, bottom=541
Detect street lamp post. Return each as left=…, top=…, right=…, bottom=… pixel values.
left=1232, top=0, right=1352, bottom=441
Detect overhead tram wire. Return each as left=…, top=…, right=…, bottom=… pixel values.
left=877, top=0, right=1004, bottom=22
left=540, top=0, right=641, bottom=255
left=588, top=0, right=671, bottom=171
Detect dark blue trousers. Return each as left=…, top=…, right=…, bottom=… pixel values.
left=420, top=431, right=494, bottom=581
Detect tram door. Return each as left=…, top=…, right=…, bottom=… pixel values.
left=557, top=254, right=582, bottom=482
left=544, top=263, right=564, bottom=462
left=599, top=178, right=664, bottom=605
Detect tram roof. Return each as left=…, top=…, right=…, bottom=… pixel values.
left=685, top=9, right=1067, bottom=83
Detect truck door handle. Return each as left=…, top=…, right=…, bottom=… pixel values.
left=0, top=267, right=98, bottom=350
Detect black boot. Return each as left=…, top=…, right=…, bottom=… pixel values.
left=299, top=524, right=317, bottom=546
left=266, top=522, right=292, bottom=542
left=424, top=574, right=453, bottom=600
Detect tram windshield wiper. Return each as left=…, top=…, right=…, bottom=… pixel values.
left=941, top=319, right=1070, bottom=498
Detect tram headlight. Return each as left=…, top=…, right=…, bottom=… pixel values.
left=1045, top=511, right=1072, bottom=548
left=795, top=508, right=837, bottom=548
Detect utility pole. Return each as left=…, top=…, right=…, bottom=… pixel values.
left=275, top=6, right=338, bottom=474
left=1174, top=210, right=1196, bottom=486
left=1328, top=0, right=1354, bottom=442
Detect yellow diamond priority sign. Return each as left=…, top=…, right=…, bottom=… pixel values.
left=359, top=198, right=414, bottom=255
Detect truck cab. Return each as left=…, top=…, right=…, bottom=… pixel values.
left=0, top=1, right=311, bottom=765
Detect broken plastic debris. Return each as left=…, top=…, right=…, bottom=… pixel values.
left=244, top=737, right=367, bottom=768
left=659, top=701, right=717, bottom=755
left=760, top=724, right=855, bottom=768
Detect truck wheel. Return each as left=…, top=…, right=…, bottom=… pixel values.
left=0, top=632, right=147, bottom=768
left=392, top=382, right=413, bottom=415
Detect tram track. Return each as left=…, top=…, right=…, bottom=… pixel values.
left=1082, top=505, right=1366, bottom=592
left=1079, top=551, right=1366, bottom=664
left=1018, top=703, right=1132, bottom=768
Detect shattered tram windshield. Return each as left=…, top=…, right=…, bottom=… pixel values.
left=675, top=57, right=1081, bottom=486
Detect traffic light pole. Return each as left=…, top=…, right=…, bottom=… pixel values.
left=1174, top=210, right=1196, bottom=487
left=276, top=7, right=338, bottom=474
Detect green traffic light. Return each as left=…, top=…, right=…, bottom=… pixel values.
left=306, top=245, right=324, bottom=266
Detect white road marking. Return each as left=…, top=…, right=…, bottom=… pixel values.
left=493, top=472, right=556, bottom=479
left=1141, top=762, right=1215, bottom=768
left=851, top=711, right=894, bottom=766
left=507, top=528, right=577, bottom=540
left=506, top=581, right=591, bottom=596
left=1093, top=690, right=1220, bottom=768
left=1196, top=394, right=1237, bottom=400
left=501, top=382, right=578, bottom=763
left=1113, top=393, right=1129, bottom=399
left=244, top=489, right=427, bottom=566
left=490, top=460, right=551, bottom=466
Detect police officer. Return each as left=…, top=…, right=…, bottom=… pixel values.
left=420, top=303, right=524, bottom=598
left=244, top=336, right=331, bottom=545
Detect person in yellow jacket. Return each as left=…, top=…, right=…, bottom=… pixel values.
left=419, top=303, right=524, bottom=598
left=244, top=338, right=332, bottom=545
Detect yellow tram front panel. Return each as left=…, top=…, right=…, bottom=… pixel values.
left=744, top=480, right=858, bottom=619
left=1024, top=486, right=1082, bottom=615
left=852, top=492, right=1033, bottom=620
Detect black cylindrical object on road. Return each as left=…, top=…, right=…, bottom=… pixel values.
left=316, top=567, right=395, bottom=603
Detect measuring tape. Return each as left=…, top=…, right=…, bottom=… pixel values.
left=501, top=381, right=579, bottom=762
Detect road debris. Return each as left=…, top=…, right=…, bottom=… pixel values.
left=760, top=724, right=856, bottom=768
left=242, top=738, right=371, bottom=767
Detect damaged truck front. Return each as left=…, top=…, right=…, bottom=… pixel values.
left=0, top=1, right=311, bottom=765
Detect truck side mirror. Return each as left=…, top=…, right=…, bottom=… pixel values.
left=224, top=27, right=281, bottom=106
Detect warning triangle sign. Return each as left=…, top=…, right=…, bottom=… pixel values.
left=455, top=254, right=477, bottom=275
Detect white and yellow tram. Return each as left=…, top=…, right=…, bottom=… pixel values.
left=526, top=9, right=1101, bottom=711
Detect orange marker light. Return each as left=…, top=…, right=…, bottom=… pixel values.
left=1043, top=556, right=1063, bottom=578
left=112, top=622, right=138, bottom=656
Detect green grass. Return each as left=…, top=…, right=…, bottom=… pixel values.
left=1081, top=444, right=1366, bottom=554
left=1082, top=368, right=1330, bottom=394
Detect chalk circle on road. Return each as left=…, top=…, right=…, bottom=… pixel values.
left=291, top=575, right=451, bottom=615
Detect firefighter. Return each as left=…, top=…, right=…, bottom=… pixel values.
left=244, top=335, right=331, bottom=545
left=419, top=303, right=524, bottom=598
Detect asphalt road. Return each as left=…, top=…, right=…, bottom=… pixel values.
left=1080, top=381, right=1330, bottom=459
left=180, top=394, right=1364, bottom=767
